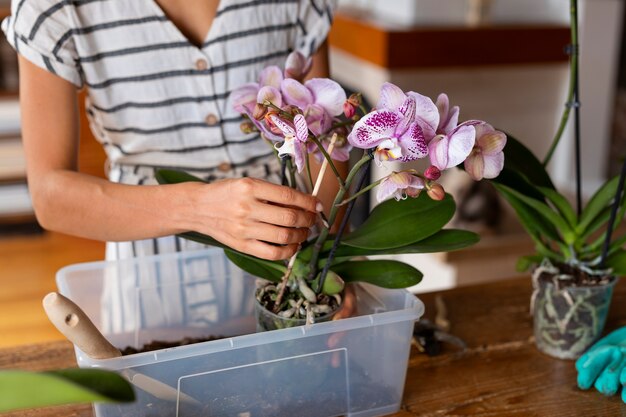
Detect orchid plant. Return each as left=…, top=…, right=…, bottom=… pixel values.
left=157, top=51, right=505, bottom=325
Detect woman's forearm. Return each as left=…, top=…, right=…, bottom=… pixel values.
left=30, top=169, right=198, bottom=241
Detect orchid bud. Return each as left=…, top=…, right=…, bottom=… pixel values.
left=347, top=93, right=362, bottom=107
left=239, top=121, right=255, bottom=134
left=343, top=100, right=356, bottom=118
left=252, top=103, right=268, bottom=120
left=284, top=51, right=313, bottom=81
left=426, top=183, right=445, bottom=201
left=424, top=165, right=441, bottom=181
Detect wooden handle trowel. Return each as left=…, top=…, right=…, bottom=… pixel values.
left=43, top=292, right=200, bottom=406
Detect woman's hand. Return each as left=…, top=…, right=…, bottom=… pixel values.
left=186, top=177, right=323, bottom=260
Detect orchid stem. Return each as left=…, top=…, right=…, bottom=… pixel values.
left=542, top=0, right=582, bottom=218
left=317, top=155, right=372, bottom=292
left=307, top=151, right=374, bottom=280
left=338, top=177, right=384, bottom=206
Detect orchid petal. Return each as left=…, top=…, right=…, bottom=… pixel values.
left=377, top=82, right=407, bottom=112
left=257, top=86, right=282, bottom=108
left=395, top=96, right=416, bottom=135
left=231, top=82, right=260, bottom=113
left=428, top=134, right=449, bottom=171
left=482, top=152, right=505, bottom=179
left=305, top=104, right=331, bottom=136
left=377, top=176, right=404, bottom=202
left=293, top=140, right=306, bottom=173
left=464, top=152, right=485, bottom=181
left=435, top=94, right=459, bottom=134
left=397, top=122, right=428, bottom=162
left=276, top=137, right=306, bottom=173
left=446, top=124, right=476, bottom=168
left=269, top=114, right=295, bottom=137
left=436, top=94, right=449, bottom=122
left=476, top=126, right=507, bottom=154
left=305, top=78, right=346, bottom=116
left=328, top=143, right=352, bottom=162
left=281, top=78, right=314, bottom=110
left=348, top=110, right=401, bottom=149
left=293, top=114, right=309, bottom=143
left=258, top=66, right=283, bottom=89
left=408, top=92, right=439, bottom=141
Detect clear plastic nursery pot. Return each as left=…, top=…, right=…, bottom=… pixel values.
left=254, top=296, right=341, bottom=332
left=56, top=248, right=424, bottom=417
left=532, top=269, right=618, bottom=360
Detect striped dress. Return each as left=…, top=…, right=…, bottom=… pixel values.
left=2, top=0, right=335, bottom=334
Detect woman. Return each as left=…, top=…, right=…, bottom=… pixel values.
left=2, top=0, right=341, bottom=262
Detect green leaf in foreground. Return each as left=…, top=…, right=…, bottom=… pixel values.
left=155, top=169, right=205, bottom=185
left=342, top=193, right=455, bottom=250
left=224, top=249, right=286, bottom=282
left=0, top=369, right=134, bottom=412
left=331, top=260, right=422, bottom=288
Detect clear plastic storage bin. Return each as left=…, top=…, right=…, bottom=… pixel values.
left=56, top=248, right=424, bottom=417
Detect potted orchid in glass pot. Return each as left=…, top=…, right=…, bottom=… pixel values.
left=156, top=51, right=506, bottom=331
left=486, top=0, right=626, bottom=360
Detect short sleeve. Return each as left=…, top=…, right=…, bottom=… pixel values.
left=295, top=0, right=337, bottom=58
left=1, top=0, right=82, bottom=87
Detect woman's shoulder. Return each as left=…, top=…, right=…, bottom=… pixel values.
left=9, top=0, right=78, bottom=33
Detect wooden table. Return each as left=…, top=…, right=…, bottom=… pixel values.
left=2, top=277, right=626, bottom=416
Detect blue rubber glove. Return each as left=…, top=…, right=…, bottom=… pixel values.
left=575, top=326, right=626, bottom=402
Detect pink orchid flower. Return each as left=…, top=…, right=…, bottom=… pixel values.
left=231, top=66, right=283, bottom=113
left=284, top=51, right=312, bottom=81
left=464, top=123, right=507, bottom=180
left=270, top=114, right=309, bottom=173
left=435, top=93, right=460, bottom=135
left=376, top=171, right=425, bottom=202
left=428, top=120, right=479, bottom=171
left=376, top=82, right=440, bottom=142
left=347, top=93, right=428, bottom=165
left=281, top=78, right=347, bottom=135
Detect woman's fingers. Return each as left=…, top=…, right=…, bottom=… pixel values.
left=243, top=222, right=310, bottom=245
left=250, top=179, right=322, bottom=213
left=251, top=200, right=317, bottom=228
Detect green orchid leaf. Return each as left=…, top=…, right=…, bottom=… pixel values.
left=224, top=249, right=286, bottom=282
left=515, top=255, right=543, bottom=272
left=495, top=183, right=575, bottom=244
left=499, top=133, right=555, bottom=190
left=578, top=175, right=624, bottom=234
left=493, top=183, right=560, bottom=242
left=329, top=229, right=479, bottom=258
left=178, top=231, right=227, bottom=249
left=341, top=193, right=455, bottom=250
left=155, top=169, right=206, bottom=184
left=491, top=166, right=546, bottom=201
left=608, top=234, right=626, bottom=257
left=537, top=186, right=577, bottom=228
left=331, top=260, right=422, bottom=288
left=0, top=369, right=134, bottom=412
left=605, top=249, right=626, bottom=276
